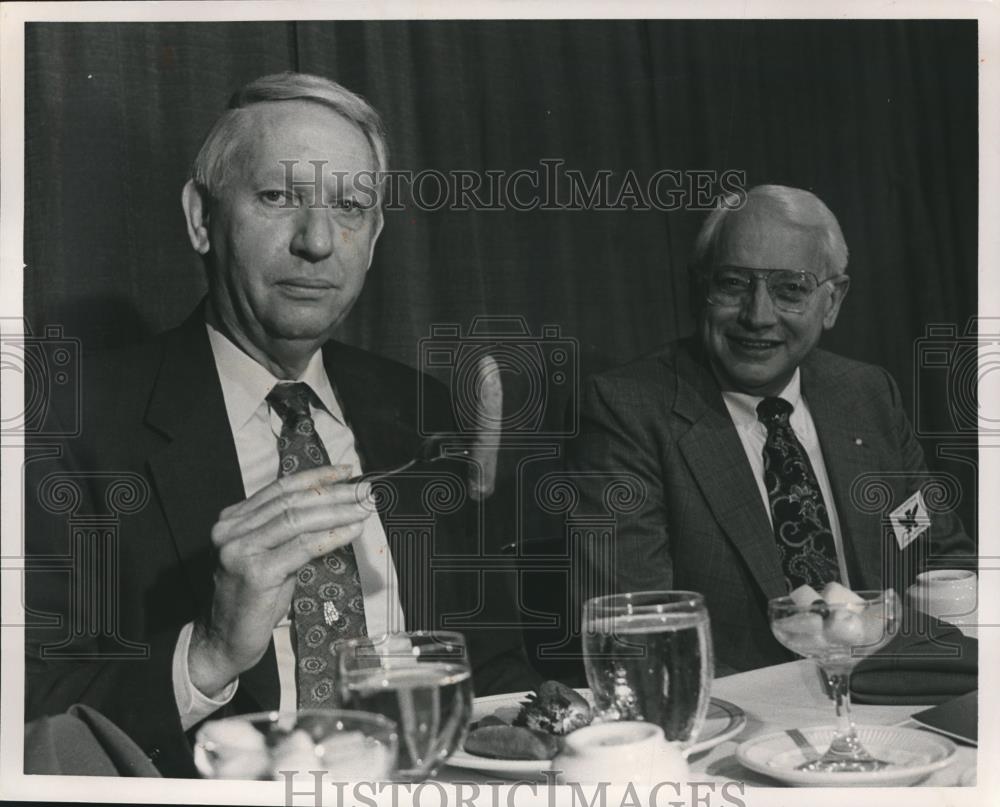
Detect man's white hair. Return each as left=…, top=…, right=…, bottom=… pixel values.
left=692, top=184, right=849, bottom=276
left=191, top=71, right=388, bottom=199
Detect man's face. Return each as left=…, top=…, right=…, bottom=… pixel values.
left=201, top=100, right=382, bottom=369
left=700, top=207, right=849, bottom=396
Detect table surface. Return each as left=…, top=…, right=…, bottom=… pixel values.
left=438, top=659, right=976, bottom=787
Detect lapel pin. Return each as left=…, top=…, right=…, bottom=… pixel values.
left=323, top=601, right=340, bottom=626
left=854, top=437, right=863, bottom=446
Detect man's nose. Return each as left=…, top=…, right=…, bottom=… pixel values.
left=738, top=276, right=779, bottom=328
left=290, top=206, right=335, bottom=261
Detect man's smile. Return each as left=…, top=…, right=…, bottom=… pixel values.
left=727, top=335, right=783, bottom=354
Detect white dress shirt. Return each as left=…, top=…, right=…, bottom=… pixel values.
left=720, top=369, right=851, bottom=587
left=172, top=324, right=405, bottom=729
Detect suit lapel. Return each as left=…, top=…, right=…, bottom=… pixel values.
left=671, top=346, right=787, bottom=601
left=145, top=308, right=245, bottom=605
left=144, top=306, right=279, bottom=709
left=801, top=355, right=883, bottom=588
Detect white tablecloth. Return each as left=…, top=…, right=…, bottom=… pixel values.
left=691, top=659, right=974, bottom=786
left=439, top=659, right=976, bottom=787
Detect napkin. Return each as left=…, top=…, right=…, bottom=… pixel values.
left=911, top=690, right=978, bottom=745
left=850, top=619, right=977, bottom=705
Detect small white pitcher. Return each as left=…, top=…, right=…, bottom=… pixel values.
left=551, top=721, right=689, bottom=786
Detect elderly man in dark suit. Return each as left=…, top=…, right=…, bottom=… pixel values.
left=24, top=72, right=536, bottom=777
left=566, top=184, right=974, bottom=673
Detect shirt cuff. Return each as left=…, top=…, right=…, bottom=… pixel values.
left=172, top=621, right=239, bottom=731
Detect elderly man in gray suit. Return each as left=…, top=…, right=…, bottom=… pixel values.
left=566, top=184, right=974, bottom=672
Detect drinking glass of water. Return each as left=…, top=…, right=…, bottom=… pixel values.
left=582, top=591, right=713, bottom=748
left=335, top=631, right=473, bottom=782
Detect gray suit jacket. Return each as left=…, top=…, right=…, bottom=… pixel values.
left=565, top=339, right=974, bottom=672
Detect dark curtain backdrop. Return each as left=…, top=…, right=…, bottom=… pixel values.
left=24, top=20, right=978, bottom=538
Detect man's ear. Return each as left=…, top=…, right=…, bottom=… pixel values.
left=822, top=273, right=851, bottom=329
left=365, top=206, right=385, bottom=270
left=181, top=179, right=211, bottom=255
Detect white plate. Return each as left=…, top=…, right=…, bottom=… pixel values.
left=447, top=689, right=747, bottom=779
left=736, top=725, right=957, bottom=787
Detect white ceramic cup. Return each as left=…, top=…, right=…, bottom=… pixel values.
left=906, top=570, right=978, bottom=638
left=551, top=721, right=689, bottom=786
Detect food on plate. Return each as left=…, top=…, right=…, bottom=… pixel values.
left=462, top=725, right=561, bottom=760
left=513, top=680, right=593, bottom=735
left=473, top=714, right=508, bottom=729
left=461, top=680, right=594, bottom=760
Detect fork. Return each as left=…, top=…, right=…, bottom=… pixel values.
left=346, top=433, right=467, bottom=485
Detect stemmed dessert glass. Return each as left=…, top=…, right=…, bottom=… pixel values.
left=768, top=589, right=900, bottom=773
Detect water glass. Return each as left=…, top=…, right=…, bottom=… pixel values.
left=582, top=590, right=713, bottom=748
left=336, top=631, right=473, bottom=781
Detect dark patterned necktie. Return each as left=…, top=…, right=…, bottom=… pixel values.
left=266, top=382, right=368, bottom=708
left=756, top=396, right=841, bottom=591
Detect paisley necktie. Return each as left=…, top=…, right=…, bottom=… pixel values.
left=757, top=396, right=841, bottom=591
left=266, top=382, right=368, bottom=708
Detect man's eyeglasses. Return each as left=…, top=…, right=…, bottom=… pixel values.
left=704, top=266, right=837, bottom=314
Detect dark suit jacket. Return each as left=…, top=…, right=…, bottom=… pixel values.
left=565, top=339, right=974, bottom=672
left=24, top=305, right=538, bottom=777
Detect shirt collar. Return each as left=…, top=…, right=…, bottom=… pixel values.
left=206, top=322, right=345, bottom=431
left=720, top=368, right=802, bottom=430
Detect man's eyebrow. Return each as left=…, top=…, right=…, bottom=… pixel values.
left=253, top=166, right=363, bottom=194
